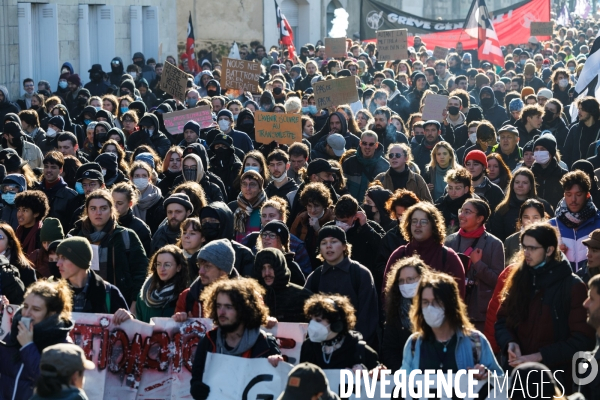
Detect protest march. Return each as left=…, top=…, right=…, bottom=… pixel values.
left=2, top=0, right=600, bottom=398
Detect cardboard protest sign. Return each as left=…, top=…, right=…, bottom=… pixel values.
left=221, top=57, right=261, bottom=93
left=422, top=93, right=449, bottom=122
left=0, top=304, right=17, bottom=338
left=325, top=37, right=347, bottom=58
left=376, top=29, right=408, bottom=61
left=264, top=322, right=308, bottom=365
left=203, top=353, right=292, bottom=399
left=433, top=46, right=449, bottom=60
left=313, top=76, right=359, bottom=109
left=254, top=112, right=302, bottom=146
left=530, top=22, right=553, bottom=36
left=163, top=105, right=214, bottom=135
left=159, top=61, right=189, bottom=101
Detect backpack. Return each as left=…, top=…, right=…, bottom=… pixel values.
left=410, top=331, right=482, bottom=365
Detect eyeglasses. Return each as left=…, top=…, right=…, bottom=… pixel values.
left=388, top=153, right=404, bottom=159
left=411, top=219, right=429, bottom=226
left=361, top=141, right=376, bottom=147
left=522, top=245, right=543, bottom=253
left=157, top=262, right=174, bottom=270
left=261, top=232, right=278, bottom=240
left=24, top=84, right=34, bottom=88
left=241, top=182, right=259, bottom=189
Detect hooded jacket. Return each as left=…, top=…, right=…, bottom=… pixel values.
left=253, top=248, right=312, bottom=322
left=308, top=111, right=360, bottom=149
left=183, top=143, right=227, bottom=199
left=208, top=144, right=243, bottom=203
left=342, top=144, right=390, bottom=202
left=479, top=87, right=509, bottom=130
left=126, top=113, right=171, bottom=157
left=53, top=104, right=85, bottom=146
left=235, top=108, right=256, bottom=143
left=205, top=79, right=222, bottom=96
left=132, top=52, right=156, bottom=84
left=563, top=118, right=600, bottom=168
left=175, top=153, right=224, bottom=203
left=0, top=86, right=20, bottom=132
left=532, top=158, right=568, bottom=210
left=194, top=70, right=214, bottom=97
left=108, top=57, right=125, bottom=86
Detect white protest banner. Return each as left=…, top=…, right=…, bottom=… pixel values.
left=264, top=322, right=308, bottom=365
left=203, top=353, right=292, bottom=399
left=422, top=93, right=449, bottom=122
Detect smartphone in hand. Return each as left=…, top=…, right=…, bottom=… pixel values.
left=21, top=317, right=31, bottom=330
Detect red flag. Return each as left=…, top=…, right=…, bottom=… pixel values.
left=186, top=12, right=199, bottom=72
left=275, top=0, right=297, bottom=59
left=463, top=0, right=504, bottom=66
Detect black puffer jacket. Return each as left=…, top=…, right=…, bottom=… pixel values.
left=532, top=158, right=568, bottom=210
left=479, top=87, right=509, bottom=130
left=126, top=113, right=171, bottom=157
left=253, top=248, right=312, bottom=322
left=208, top=149, right=242, bottom=203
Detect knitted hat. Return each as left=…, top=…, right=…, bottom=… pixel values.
left=464, top=150, right=488, bottom=169
left=210, top=132, right=233, bottom=149
left=3, top=121, right=23, bottom=139
left=66, top=74, right=81, bottom=87
left=48, top=116, right=65, bottom=131
left=542, top=68, right=553, bottom=80
left=521, top=86, right=535, bottom=98
left=261, top=220, right=290, bottom=248
left=56, top=237, right=93, bottom=270
left=508, top=98, right=524, bottom=112
left=523, top=63, right=536, bottom=76
left=197, top=239, right=235, bottom=274
left=94, top=152, right=118, bottom=174
left=523, top=138, right=535, bottom=153
left=40, top=218, right=64, bottom=243
left=183, top=120, right=201, bottom=137
left=534, top=133, right=557, bottom=157
left=317, top=225, right=347, bottom=245
left=240, top=170, right=264, bottom=188
left=134, top=152, right=155, bottom=169
left=537, top=88, right=553, bottom=99
left=475, top=73, right=490, bottom=87
left=164, top=193, right=194, bottom=212
left=462, top=53, right=472, bottom=62
left=382, top=78, right=397, bottom=92
left=466, top=106, right=483, bottom=124
left=217, top=109, right=234, bottom=121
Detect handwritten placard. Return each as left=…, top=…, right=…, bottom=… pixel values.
left=221, top=57, right=261, bottom=93
left=422, top=93, right=449, bottom=122
left=163, top=105, right=214, bottom=135
left=530, top=22, right=553, bottom=36
left=376, top=29, right=408, bottom=61
left=313, top=76, right=359, bottom=109
left=433, top=46, right=449, bottom=60
left=325, top=37, right=347, bottom=58
left=254, top=112, right=301, bottom=145
left=159, top=61, right=189, bottom=101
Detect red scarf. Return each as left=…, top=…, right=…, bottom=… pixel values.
left=17, top=220, right=42, bottom=259
left=458, top=225, right=485, bottom=238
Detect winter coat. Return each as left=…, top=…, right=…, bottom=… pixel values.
left=208, top=150, right=243, bottom=203
left=488, top=196, right=553, bottom=241
left=1, top=203, right=18, bottom=231
left=69, top=269, right=129, bottom=314
left=300, top=330, right=379, bottom=370
left=126, top=113, right=171, bottom=158
left=242, top=231, right=312, bottom=276
left=445, top=231, right=505, bottom=323
left=157, top=170, right=181, bottom=198
left=387, top=90, right=411, bottom=122
left=175, top=268, right=240, bottom=318
left=375, top=224, right=407, bottom=294
left=135, top=279, right=178, bottom=323
left=375, top=167, right=433, bottom=202
left=495, top=259, right=595, bottom=389
left=436, top=192, right=481, bottom=235
left=0, top=142, right=43, bottom=169
left=479, top=87, right=510, bottom=130
left=342, top=146, right=390, bottom=202
left=30, top=387, right=89, bottom=400
left=541, top=117, right=569, bottom=153
left=0, top=260, right=25, bottom=304
left=532, top=159, right=568, bottom=210
left=0, top=86, right=20, bottom=132
left=0, top=311, right=74, bottom=400
left=308, top=111, right=360, bottom=150
left=264, top=177, right=298, bottom=200
left=562, top=119, right=600, bottom=168
left=118, top=208, right=152, bottom=256
left=411, top=138, right=443, bottom=173
left=550, top=209, right=600, bottom=272
left=290, top=208, right=335, bottom=270
left=473, top=177, right=505, bottom=215
left=310, top=140, right=338, bottom=160
left=37, top=178, right=79, bottom=233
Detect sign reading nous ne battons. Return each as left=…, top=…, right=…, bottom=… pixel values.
left=221, top=57, right=261, bottom=93
left=254, top=112, right=301, bottom=145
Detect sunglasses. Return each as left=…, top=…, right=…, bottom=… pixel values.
left=361, top=141, right=376, bottom=147
left=388, top=153, right=404, bottom=159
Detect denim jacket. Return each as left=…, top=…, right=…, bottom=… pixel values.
left=401, top=328, right=504, bottom=376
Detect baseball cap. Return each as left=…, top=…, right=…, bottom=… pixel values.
left=277, top=362, right=339, bottom=400
left=40, top=343, right=95, bottom=378
left=326, top=134, right=346, bottom=157
left=583, top=229, right=600, bottom=249
left=307, top=159, right=339, bottom=176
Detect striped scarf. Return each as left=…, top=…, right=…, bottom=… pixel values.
left=233, top=190, right=267, bottom=233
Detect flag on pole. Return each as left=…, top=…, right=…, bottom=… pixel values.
left=463, top=0, right=504, bottom=66
left=274, top=0, right=297, bottom=60
left=229, top=42, right=241, bottom=59
left=574, top=30, right=600, bottom=103
left=575, top=0, right=591, bottom=19
left=186, top=12, right=199, bottom=72
left=557, top=4, right=572, bottom=26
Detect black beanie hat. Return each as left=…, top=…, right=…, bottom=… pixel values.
left=120, top=80, right=135, bottom=94
left=317, top=225, right=347, bottom=245
left=183, top=120, right=201, bottom=137
left=94, top=152, right=118, bottom=173
left=164, top=193, right=194, bottom=212
left=534, top=133, right=557, bottom=157
left=261, top=220, right=290, bottom=247
left=3, top=121, right=23, bottom=139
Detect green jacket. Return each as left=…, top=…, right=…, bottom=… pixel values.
left=135, top=290, right=177, bottom=323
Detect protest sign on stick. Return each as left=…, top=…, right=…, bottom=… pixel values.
left=433, top=46, right=449, bottom=60
left=159, top=61, right=189, bottom=101
left=530, top=22, right=553, bottom=36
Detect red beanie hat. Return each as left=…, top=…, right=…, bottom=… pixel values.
left=464, top=150, right=488, bottom=169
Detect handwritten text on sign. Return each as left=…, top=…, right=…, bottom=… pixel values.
left=159, top=61, right=188, bottom=102
left=221, top=57, right=261, bottom=93
left=313, top=76, right=359, bottom=109
left=163, top=106, right=213, bottom=135
left=255, top=112, right=301, bottom=145
left=377, top=29, right=408, bottom=61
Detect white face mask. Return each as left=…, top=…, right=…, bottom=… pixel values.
left=218, top=120, right=230, bottom=131
left=130, top=72, right=137, bottom=79
left=272, top=170, right=287, bottom=183
left=399, top=281, right=420, bottom=298
left=468, top=132, right=477, bottom=144
left=133, top=177, right=149, bottom=191
left=422, top=305, right=445, bottom=328
left=101, top=169, right=107, bottom=176
left=307, top=320, right=330, bottom=342
left=335, top=220, right=352, bottom=232
left=534, top=150, right=550, bottom=164
left=46, top=128, right=57, bottom=137
left=558, top=78, right=569, bottom=88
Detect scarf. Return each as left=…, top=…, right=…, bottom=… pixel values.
left=16, top=220, right=42, bottom=258
left=233, top=190, right=267, bottom=233
left=133, top=184, right=162, bottom=221
left=556, top=197, right=598, bottom=229
left=458, top=225, right=486, bottom=238
left=80, top=219, right=116, bottom=279
left=215, top=326, right=261, bottom=356
left=141, top=276, right=177, bottom=308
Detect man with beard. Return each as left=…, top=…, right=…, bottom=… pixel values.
left=412, top=120, right=444, bottom=172
left=563, top=97, right=600, bottom=168
left=580, top=273, right=600, bottom=397
left=541, top=99, right=569, bottom=153
left=372, top=107, right=408, bottom=151
left=190, top=278, right=282, bottom=400
left=150, top=193, right=193, bottom=253
left=265, top=149, right=298, bottom=199
left=308, top=111, right=360, bottom=150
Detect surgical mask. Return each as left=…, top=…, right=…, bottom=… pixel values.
left=130, top=72, right=137, bottom=79
left=95, top=107, right=101, bottom=112
left=399, top=281, right=420, bottom=298
left=307, top=320, right=330, bottom=342
left=2, top=193, right=16, bottom=205
left=183, top=169, right=198, bottom=182
left=302, top=107, right=311, bottom=114
left=534, top=150, right=550, bottom=164
left=102, top=169, right=107, bottom=176
left=422, top=305, right=445, bottom=328
left=218, top=120, right=230, bottom=130
left=58, top=81, right=68, bottom=89
left=519, top=59, right=526, bottom=66
left=558, top=79, right=569, bottom=88
left=233, top=114, right=238, bottom=122
left=448, top=106, right=459, bottom=116
left=469, top=132, right=477, bottom=144
left=46, top=128, right=57, bottom=137
left=84, top=119, right=91, bottom=126
left=335, top=220, right=352, bottom=232
left=272, top=170, right=287, bottom=183
left=311, top=209, right=325, bottom=220
left=569, top=66, right=575, bottom=73
left=307, top=105, right=317, bottom=114
left=120, top=107, right=129, bottom=114
left=186, top=98, right=197, bottom=107
left=75, top=182, right=85, bottom=195
left=244, top=165, right=261, bottom=173
left=133, top=178, right=149, bottom=191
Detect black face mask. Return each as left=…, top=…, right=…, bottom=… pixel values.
left=480, top=97, right=494, bottom=109
left=207, top=90, right=218, bottom=97
left=543, top=111, right=554, bottom=122
left=183, top=169, right=198, bottom=182
left=363, top=205, right=376, bottom=220
left=494, top=90, right=505, bottom=103
left=448, top=106, right=460, bottom=116
left=121, top=91, right=130, bottom=96
left=273, top=87, right=283, bottom=96
left=214, top=147, right=230, bottom=159
left=201, top=222, right=221, bottom=241
left=78, top=97, right=88, bottom=105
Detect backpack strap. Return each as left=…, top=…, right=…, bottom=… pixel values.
left=309, top=266, right=323, bottom=293
left=355, top=340, right=367, bottom=365
left=121, top=230, right=131, bottom=252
